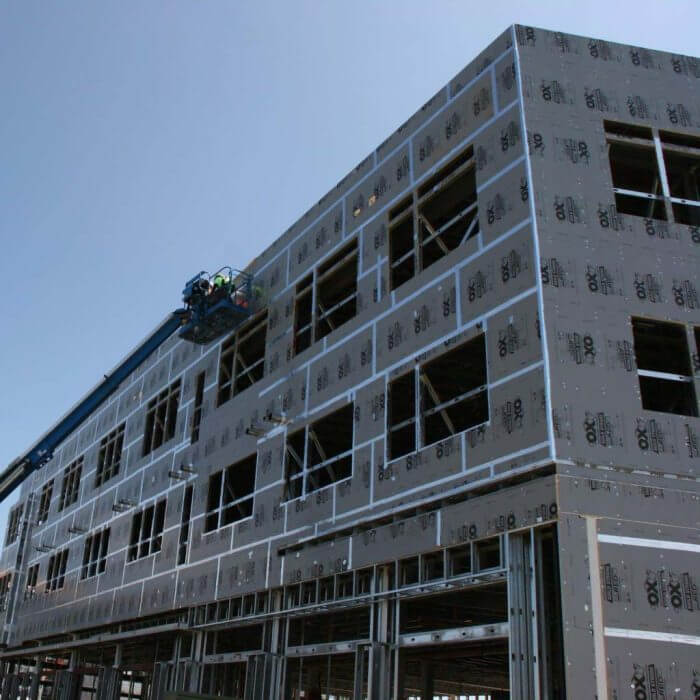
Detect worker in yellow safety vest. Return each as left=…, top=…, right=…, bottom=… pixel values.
left=212, top=272, right=229, bottom=289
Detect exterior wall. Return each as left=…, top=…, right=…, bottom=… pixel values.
left=517, top=25, right=700, bottom=700
left=2, top=26, right=553, bottom=649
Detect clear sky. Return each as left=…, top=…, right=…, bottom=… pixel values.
left=2, top=0, right=699, bottom=534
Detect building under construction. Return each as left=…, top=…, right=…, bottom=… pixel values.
left=1, top=24, right=699, bottom=700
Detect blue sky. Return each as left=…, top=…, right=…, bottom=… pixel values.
left=2, top=0, right=700, bottom=533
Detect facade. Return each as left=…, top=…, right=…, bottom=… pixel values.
left=1, top=24, right=699, bottom=700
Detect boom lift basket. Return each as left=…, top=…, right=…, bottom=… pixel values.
left=179, top=267, right=255, bottom=345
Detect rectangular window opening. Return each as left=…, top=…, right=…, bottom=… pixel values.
left=178, top=485, right=193, bottom=566
left=632, top=317, right=697, bottom=417
left=305, top=403, right=354, bottom=496
left=301, top=581, right=317, bottom=606
left=6, top=503, right=23, bottom=545
left=475, top=537, right=501, bottom=572
left=336, top=572, right=354, bottom=598
left=638, top=375, right=697, bottom=416
left=37, top=480, right=54, bottom=525
left=128, top=499, right=167, bottom=562
left=388, top=372, right=416, bottom=460
left=418, top=149, right=478, bottom=270
left=315, top=241, right=358, bottom=341
left=0, top=574, right=12, bottom=610
left=204, top=455, right=256, bottom=532
left=399, top=556, right=419, bottom=587
left=319, top=576, right=334, bottom=602
left=662, top=148, right=700, bottom=201
left=217, top=335, right=236, bottom=406
left=233, top=314, right=267, bottom=395
left=25, top=564, right=39, bottom=600
left=217, top=313, right=267, bottom=406
left=605, top=121, right=700, bottom=227
left=46, top=548, right=69, bottom=591
left=421, top=551, right=444, bottom=582
left=605, top=122, right=665, bottom=222
left=388, top=144, right=477, bottom=291
left=95, top=423, right=125, bottom=488
left=81, top=528, right=110, bottom=580
left=420, top=335, right=489, bottom=446
left=356, top=568, right=373, bottom=595
left=608, top=141, right=663, bottom=195
left=448, top=544, right=472, bottom=577
left=389, top=196, right=416, bottom=290
left=58, top=457, right=83, bottom=511
left=284, top=429, right=305, bottom=501
left=191, top=371, right=206, bottom=444
left=143, top=380, right=181, bottom=456
left=293, top=274, right=313, bottom=356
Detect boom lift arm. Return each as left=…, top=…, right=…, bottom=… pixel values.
left=0, top=268, right=258, bottom=504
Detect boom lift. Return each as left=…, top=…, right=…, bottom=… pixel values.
left=0, top=267, right=258, bottom=504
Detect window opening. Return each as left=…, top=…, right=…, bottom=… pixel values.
left=302, top=581, right=317, bottom=606
left=389, top=195, right=416, bottom=289
left=178, top=485, right=193, bottom=565
left=128, top=499, right=166, bottom=561
left=448, top=544, right=472, bottom=577
left=143, top=379, right=181, bottom=456
left=661, top=131, right=700, bottom=225
left=421, top=551, right=445, bottom=582
left=37, top=480, right=53, bottom=524
left=204, top=455, right=256, bottom=532
left=336, top=572, right=354, bottom=598
left=418, top=145, right=479, bottom=270
left=191, top=371, right=206, bottom=443
left=293, top=274, right=313, bottom=356
left=217, top=312, right=267, bottom=406
left=46, top=548, right=69, bottom=591
left=319, top=577, right=334, bottom=602
left=399, top=556, right=419, bottom=587
left=389, top=144, right=478, bottom=290
left=0, top=574, right=12, bottom=609
left=6, top=503, right=23, bottom=545
left=25, top=564, right=39, bottom=600
left=59, top=457, right=83, bottom=511
left=285, top=584, right=300, bottom=609
left=475, top=537, right=502, bottom=571
left=315, top=241, right=358, bottom=342
left=95, top=423, right=125, bottom=487
left=356, top=568, right=373, bottom=595
left=306, top=404, right=353, bottom=495
left=388, top=372, right=416, bottom=459
left=284, top=429, right=306, bottom=500
left=81, top=528, right=110, bottom=579
left=420, top=335, right=488, bottom=446
left=631, top=317, right=697, bottom=416
left=605, top=121, right=700, bottom=225
left=283, top=404, right=354, bottom=499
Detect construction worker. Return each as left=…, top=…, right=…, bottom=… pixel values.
left=188, top=276, right=210, bottom=306
left=212, top=272, right=229, bottom=290
left=210, top=272, right=231, bottom=302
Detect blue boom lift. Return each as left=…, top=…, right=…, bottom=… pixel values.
left=0, top=268, right=256, bottom=504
